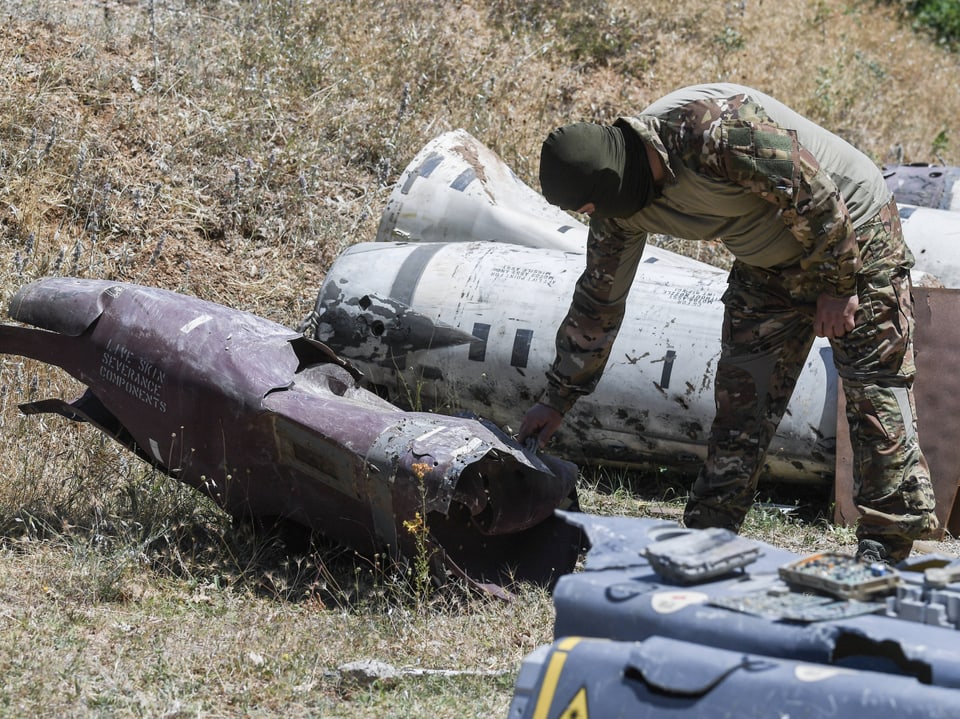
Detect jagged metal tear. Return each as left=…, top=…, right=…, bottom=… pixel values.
left=1, top=277, right=582, bottom=596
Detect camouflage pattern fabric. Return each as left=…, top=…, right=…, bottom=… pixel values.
left=683, top=199, right=939, bottom=558
left=624, top=92, right=865, bottom=296
left=541, top=220, right=647, bottom=414
left=542, top=89, right=878, bottom=413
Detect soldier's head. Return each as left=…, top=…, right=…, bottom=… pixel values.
left=539, top=122, right=652, bottom=219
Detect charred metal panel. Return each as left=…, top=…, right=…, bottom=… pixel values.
left=2, top=278, right=582, bottom=594
left=884, top=164, right=960, bottom=212
left=311, top=291, right=476, bottom=368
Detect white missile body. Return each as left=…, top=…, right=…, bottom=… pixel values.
left=315, top=240, right=836, bottom=482
left=375, top=129, right=718, bottom=271
left=310, top=131, right=960, bottom=483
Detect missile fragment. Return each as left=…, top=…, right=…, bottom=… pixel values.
left=1, top=278, right=582, bottom=596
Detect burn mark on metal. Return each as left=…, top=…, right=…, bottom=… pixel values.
left=313, top=291, right=475, bottom=368
left=680, top=420, right=704, bottom=440
left=420, top=366, right=444, bottom=380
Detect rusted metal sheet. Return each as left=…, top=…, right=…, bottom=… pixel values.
left=909, top=286, right=960, bottom=535
left=833, top=382, right=858, bottom=527
left=1, top=278, right=583, bottom=596
left=834, top=287, right=960, bottom=535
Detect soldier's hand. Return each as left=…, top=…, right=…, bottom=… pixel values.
left=815, top=292, right=859, bottom=338
left=518, top=403, right=565, bottom=450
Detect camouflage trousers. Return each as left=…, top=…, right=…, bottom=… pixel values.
left=683, top=199, right=939, bottom=559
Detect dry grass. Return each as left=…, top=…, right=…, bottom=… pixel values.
left=0, top=0, right=959, bottom=716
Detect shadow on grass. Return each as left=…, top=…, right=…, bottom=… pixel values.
left=581, top=463, right=836, bottom=528
left=0, top=498, right=476, bottom=612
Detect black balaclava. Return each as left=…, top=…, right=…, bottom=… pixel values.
left=538, top=121, right=654, bottom=219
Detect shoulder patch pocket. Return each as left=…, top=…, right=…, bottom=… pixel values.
left=721, top=121, right=800, bottom=194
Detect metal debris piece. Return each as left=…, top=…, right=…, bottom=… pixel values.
left=884, top=163, right=960, bottom=212
left=311, top=239, right=838, bottom=483
left=779, top=552, right=900, bottom=600
left=551, top=512, right=960, bottom=686
left=0, top=278, right=583, bottom=596
left=641, top=527, right=761, bottom=584
left=509, top=634, right=960, bottom=718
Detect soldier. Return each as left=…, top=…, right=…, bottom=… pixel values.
left=518, top=83, right=939, bottom=563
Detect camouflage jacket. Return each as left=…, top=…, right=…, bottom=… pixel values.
left=542, top=83, right=893, bottom=414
